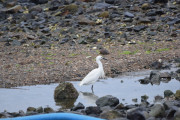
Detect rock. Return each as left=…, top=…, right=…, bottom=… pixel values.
left=30, top=0, right=48, bottom=4
left=149, top=103, right=165, bottom=117
left=164, top=90, right=174, bottom=97
left=124, top=12, right=134, bottom=18
left=93, top=3, right=112, bottom=10
left=54, top=82, right=79, bottom=100
left=0, top=11, right=7, bottom=21
left=149, top=71, right=160, bottom=85
left=127, top=109, right=146, bottom=120
left=152, top=0, right=168, bottom=3
left=85, top=106, right=102, bottom=115
left=19, top=110, right=25, bottom=116
left=78, top=39, right=88, bottom=44
left=12, top=40, right=22, bottom=46
left=71, top=102, right=85, bottom=111
left=98, top=11, right=109, bottom=18
left=138, top=77, right=150, bottom=84
left=63, top=4, right=78, bottom=14
left=174, top=58, right=180, bottom=63
left=133, top=25, right=147, bottom=32
left=159, top=72, right=171, bottom=80
left=27, top=107, right=36, bottom=112
left=166, top=106, right=179, bottom=119
left=36, top=107, right=43, bottom=113
left=146, top=10, right=157, bottom=16
left=44, top=107, right=54, bottom=113
left=26, top=107, right=37, bottom=116
left=41, top=28, right=50, bottom=33
left=175, top=90, right=180, bottom=100
left=174, top=108, right=180, bottom=120
left=60, top=38, right=69, bottom=44
left=105, top=0, right=115, bottom=4
left=154, top=95, right=163, bottom=102
left=6, top=5, right=22, bottom=13
left=100, top=110, right=124, bottom=120
left=0, top=112, right=12, bottom=118
left=49, top=0, right=61, bottom=11
left=29, top=6, right=43, bottom=13
left=96, top=95, right=119, bottom=107
left=99, top=47, right=110, bottom=55
left=138, top=17, right=151, bottom=24
left=141, top=3, right=151, bottom=10
left=77, top=15, right=95, bottom=25
left=141, top=95, right=149, bottom=102
left=176, top=69, right=180, bottom=73
left=164, top=100, right=180, bottom=109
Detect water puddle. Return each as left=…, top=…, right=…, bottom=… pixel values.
left=0, top=69, right=180, bottom=112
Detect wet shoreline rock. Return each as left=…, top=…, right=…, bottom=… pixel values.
left=54, top=82, right=79, bottom=99
left=1, top=91, right=180, bottom=120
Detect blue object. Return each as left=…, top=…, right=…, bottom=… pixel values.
left=0, top=113, right=104, bottom=120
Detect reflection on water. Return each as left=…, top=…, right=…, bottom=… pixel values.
left=0, top=69, right=180, bottom=112
left=79, top=92, right=99, bottom=105
left=55, top=99, right=76, bottom=109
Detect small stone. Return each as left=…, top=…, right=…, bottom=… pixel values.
left=78, top=39, right=88, bottom=44
left=133, top=25, right=147, bottom=32
left=141, top=3, right=151, bottom=10
left=27, top=107, right=36, bottom=112
left=44, top=107, right=54, bottom=113
left=138, top=77, right=150, bottom=84
left=12, top=40, right=22, bottom=46
left=124, top=12, right=134, bottom=18
left=60, top=38, right=69, bottom=44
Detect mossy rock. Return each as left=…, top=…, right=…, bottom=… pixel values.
left=98, top=11, right=109, bottom=18
left=54, top=82, right=79, bottom=100
left=175, top=90, right=180, bottom=100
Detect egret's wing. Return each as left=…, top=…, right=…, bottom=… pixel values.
left=79, top=68, right=100, bottom=86
left=100, top=69, right=105, bottom=79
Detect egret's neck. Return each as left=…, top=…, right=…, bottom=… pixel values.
left=96, top=60, right=103, bottom=69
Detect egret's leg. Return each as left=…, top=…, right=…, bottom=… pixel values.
left=91, top=85, right=94, bottom=93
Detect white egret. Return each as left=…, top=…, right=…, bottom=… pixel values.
left=79, top=55, right=106, bottom=93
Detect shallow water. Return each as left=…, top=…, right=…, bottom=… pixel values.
left=0, top=69, right=180, bottom=112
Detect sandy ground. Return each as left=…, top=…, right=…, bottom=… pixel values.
left=0, top=38, right=180, bottom=88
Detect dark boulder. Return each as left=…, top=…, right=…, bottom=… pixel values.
left=85, top=106, right=102, bottom=115
left=96, top=95, right=119, bottom=107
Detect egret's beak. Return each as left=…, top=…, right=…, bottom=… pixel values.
left=103, top=57, right=107, bottom=60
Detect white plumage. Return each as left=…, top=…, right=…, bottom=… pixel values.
left=79, top=56, right=106, bottom=92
